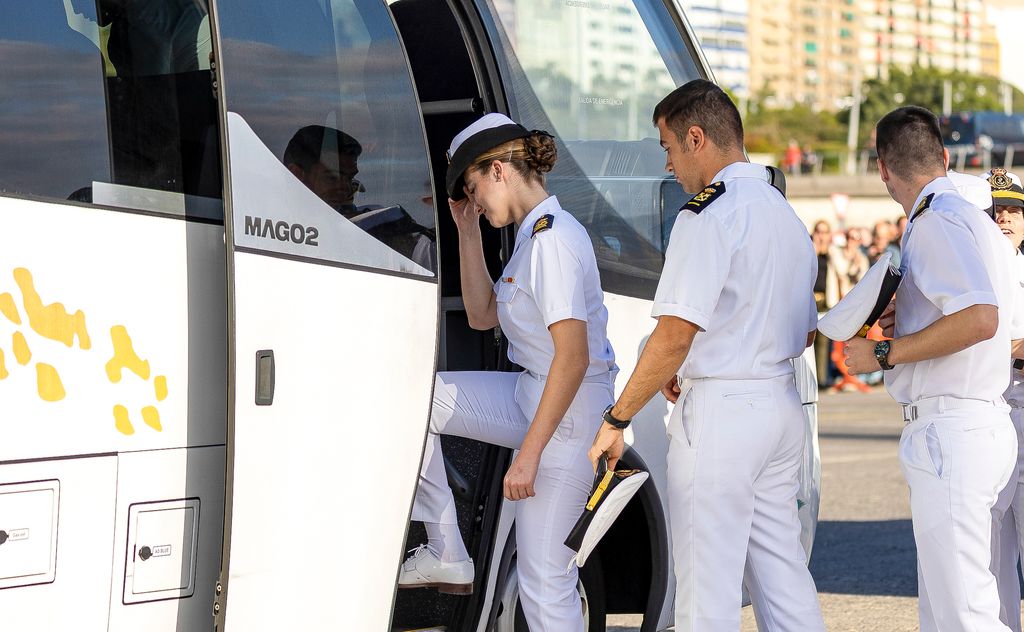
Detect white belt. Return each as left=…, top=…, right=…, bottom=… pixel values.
left=901, top=395, right=1003, bottom=423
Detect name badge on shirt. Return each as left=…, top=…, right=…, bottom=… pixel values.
left=497, top=278, right=519, bottom=303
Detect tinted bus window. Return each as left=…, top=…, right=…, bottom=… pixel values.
left=0, top=1, right=223, bottom=220
left=217, top=0, right=438, bottom=276
left=479, top=0, right=702, bottom=297
left=0, top=4, right=110, bottom=202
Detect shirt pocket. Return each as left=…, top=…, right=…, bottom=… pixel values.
left=496, top=281, right=519, bottom=304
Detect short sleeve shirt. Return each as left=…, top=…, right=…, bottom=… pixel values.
left=885, top=176, right=1018, bottom=403
left=494, top=196, right=615, bottom=377
left=652, top=162, right=818, bottom=380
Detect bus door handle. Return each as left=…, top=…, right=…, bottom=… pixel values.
left=255, top=350, right=275, bottom=405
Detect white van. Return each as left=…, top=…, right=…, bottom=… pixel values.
left=0, top=1, right=819, bottom=630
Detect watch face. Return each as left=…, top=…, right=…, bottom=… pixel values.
left=874, top=340, right=892, bottom=368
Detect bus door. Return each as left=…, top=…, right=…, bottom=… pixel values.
left=209, top=1, right=439, bottom=628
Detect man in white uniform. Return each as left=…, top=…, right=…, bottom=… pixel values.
left=589, top=79, right=825, bottom=631
left=844, top=106, right=1019, bottom=632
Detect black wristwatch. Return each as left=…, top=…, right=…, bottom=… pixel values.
left=873, top=340, right=895, bottom=371
left=602, top=404, right=631, bottom=430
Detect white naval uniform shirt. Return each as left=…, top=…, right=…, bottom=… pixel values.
left=885, top=176, right=1018, bottom=404
left=652, top=161, right=817, bottom=380
left=494, top=195, right=615, bottom=378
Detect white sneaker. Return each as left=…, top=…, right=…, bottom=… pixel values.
left=398, top=545, right=474, bottom=595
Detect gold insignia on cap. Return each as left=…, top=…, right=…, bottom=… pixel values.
left=990, top=168, right=1012, bottom=190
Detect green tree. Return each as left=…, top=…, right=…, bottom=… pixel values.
left=841, top=65, right=1024, bottom=145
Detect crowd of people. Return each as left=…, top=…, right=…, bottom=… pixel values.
left=812, top=216, right=906, bottom=390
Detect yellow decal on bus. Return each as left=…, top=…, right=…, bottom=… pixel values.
left=154, top=375, right=168, bottom=401
left=13, top=331, right=31, bottom=365
left=0, top=292, right=20, bottom=324
left=0, top=267, right=169, bottom=434
left=113, top=405, right=134, bottom=435
left=106, top=325, right=151, bottom=382
left=36, top=363, right=66, bottom=402
left=142, top=406, right=162, bottom=431
left=14, top=268, right=91, bottom=349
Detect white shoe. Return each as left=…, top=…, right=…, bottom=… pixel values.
left=398, top=545, right=474, bottom=595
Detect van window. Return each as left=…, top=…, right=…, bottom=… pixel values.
left=217, top=0, right=438, bottom=276
left=479, top=0, right=703, bottom=298
left=0, top=1, right=223, bottom=220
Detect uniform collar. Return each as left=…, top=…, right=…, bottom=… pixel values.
left=909, top=176, right=956, bottom=219
left=515, top=195, right=560, bottom=248
left=710, top=161, right=765, bottom=183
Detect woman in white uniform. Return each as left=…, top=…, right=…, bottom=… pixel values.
left=988, top=168, right=1024, bottom=632
left=398, top=113, right=615, bottom=632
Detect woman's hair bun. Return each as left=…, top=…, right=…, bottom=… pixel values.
left=522, top=131, right=557, bottom=174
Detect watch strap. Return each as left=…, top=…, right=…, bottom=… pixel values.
left=602, top=405, right=631, bottom=430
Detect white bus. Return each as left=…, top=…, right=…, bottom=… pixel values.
left=0, top=1, right=819, bottom=630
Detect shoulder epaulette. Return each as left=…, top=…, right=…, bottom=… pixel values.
left=683, top=181, right=726, bottom=214
left=911, top=193, right=934, bottom=222
left=531, top=213, right=554, bottom=237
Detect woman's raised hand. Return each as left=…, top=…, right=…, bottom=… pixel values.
left=449, top=195, right=483, bottom=233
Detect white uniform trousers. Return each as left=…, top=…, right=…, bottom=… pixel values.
left=666, top=373, right=824, bottom=632
left=410, top=370, right=612, bottom=632
left=900, top=403, right=1016, bottom=632
left=991, top=405, right=1024, bottom=632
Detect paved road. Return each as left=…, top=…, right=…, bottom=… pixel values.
left=609, top=389, right=924, bottom=631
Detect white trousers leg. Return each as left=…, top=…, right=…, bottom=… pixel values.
left=667, top=374, right=824, bottom=632
left=410, top=370, right=610, bottom=632
left=901, top=408, right=1016, bottom=632
left=992, top=408, right=1024, bottom=632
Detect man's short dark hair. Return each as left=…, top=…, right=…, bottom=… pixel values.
left=284, top=125, right=362, bottom=171
left=652, top=79, right=743, bottom=150
left=875, top=106, right=945, bottom=179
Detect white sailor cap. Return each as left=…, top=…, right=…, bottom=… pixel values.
left=445, top=113, right=531, bottom=201
left=947, top=169, right=993, bottom=211
left=817, top=251, right=902, bottom=341
left=564, top=458, right=649, bottom=571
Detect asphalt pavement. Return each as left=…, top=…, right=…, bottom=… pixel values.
left=608, top=389, right=930, bottom=631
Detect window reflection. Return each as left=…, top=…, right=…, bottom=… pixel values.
left=0, top=2, right=111, bottom=201
left=481, top=0, right=701, bottom=297
left=0, top=1, right=223, bottom=218
left=217, top=0, right=437, bottom=275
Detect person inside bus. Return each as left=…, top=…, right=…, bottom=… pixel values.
left=398, top=113, right=615, bottom=632
left=284, top=124, right=365, bottom=218
left=283, top=124, right=436, bottom=270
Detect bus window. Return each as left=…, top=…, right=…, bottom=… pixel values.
left=0, top=3, right=110, bottom=204
left=478, top=0, right=703, bottom=298
left=217, top=0, right=438, bottom=275
left=0, top=1, right=224, bottom=220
